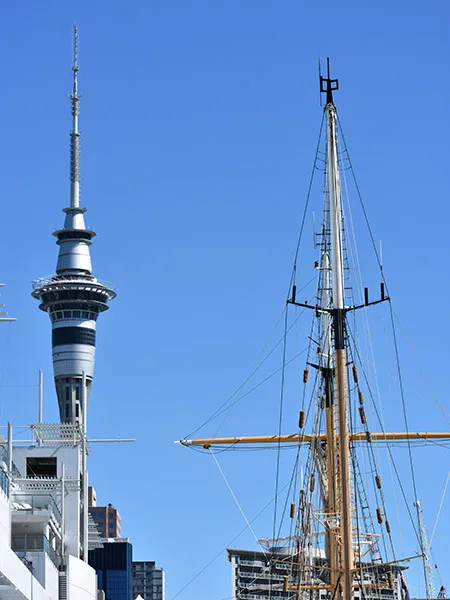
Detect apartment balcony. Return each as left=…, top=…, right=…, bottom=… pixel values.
left=238, top=560, right=265, bottom=567
left=11, top=534, right=58, bottom=567
left=0, top=467, right=9, bottom=496
left=11, top=493, right=62, bottom=526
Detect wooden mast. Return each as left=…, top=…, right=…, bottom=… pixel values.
left=319, top=248, right=339, bottom=589
left=322, top=58, right=354, bottom=600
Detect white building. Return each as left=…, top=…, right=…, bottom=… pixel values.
left=0, top=24, right=118, bottom=600
left=0, top=422, right=98, bottom=600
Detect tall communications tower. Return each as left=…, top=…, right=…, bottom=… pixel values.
left=32, top=27, right=116, bottom=428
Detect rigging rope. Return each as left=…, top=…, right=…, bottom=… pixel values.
left=170, top=475, right=297, bottom=600
left=388, top=299, right=430, bottom=589
left=184, top=278, right=316, bottom=442
left=392, top=309, right=450, bottom=426
left=338, top=113, right=434, bottom=589
left=430, top=469, right=450, bottom=546
left=208, top=448, right=267, bottom=558
left=184, top=305, right=287, bottom=440
left=288, top=112, right=325, bottom=298
left=346, top=322, right=421, bottom=546
left=272, top=307, right=289, bottom=550
left=211, top=278, right=317, bottom=438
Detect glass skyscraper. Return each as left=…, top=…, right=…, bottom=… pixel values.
left=89, top=540, right=133, bottom=600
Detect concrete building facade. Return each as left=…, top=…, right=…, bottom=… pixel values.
left=227, top=548, right=299, bottom=600
left=132, top=561, right=165, bottom=600
left=88, top=487, right=122, bottom=539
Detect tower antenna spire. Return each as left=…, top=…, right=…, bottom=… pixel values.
left=70, top=25, right=80, bottom=208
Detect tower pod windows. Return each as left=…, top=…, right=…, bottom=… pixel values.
left=51, top=310, right=98, bottom=321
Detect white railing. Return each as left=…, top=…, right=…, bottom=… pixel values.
left=32, top=274, right=115, bottom=291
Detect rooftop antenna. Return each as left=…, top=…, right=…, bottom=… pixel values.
left=38, top=369, right=43, bottom=425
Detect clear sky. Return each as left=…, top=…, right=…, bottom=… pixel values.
left=0, top=0, right=449, bottom=598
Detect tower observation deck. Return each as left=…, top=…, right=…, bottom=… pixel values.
left=32, top=27, right=116, bottom=427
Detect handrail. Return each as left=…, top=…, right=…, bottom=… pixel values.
left=32, top=274, right=115, bottom=291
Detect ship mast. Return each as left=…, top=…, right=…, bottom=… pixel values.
left=317, top=237, right=339, bottom=590
left=321, top=59, right=354, bottom=599
left=178, top=58, right=450, bottom=600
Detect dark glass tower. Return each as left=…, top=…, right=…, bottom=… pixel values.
left=89, top=541, right=133, bottom=600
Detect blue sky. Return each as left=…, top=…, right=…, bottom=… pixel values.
left=0, top=0, right=449, bottom=598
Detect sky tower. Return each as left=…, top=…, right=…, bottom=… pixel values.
left=32, top=27, right=116, bottom=427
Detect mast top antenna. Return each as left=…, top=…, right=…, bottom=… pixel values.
left=73, top=25, right=78, bottom=71
left=319, top=57, right=339, bottom=106
left=70, top=25, right=80, bottom=208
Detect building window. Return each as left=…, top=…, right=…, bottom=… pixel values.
left=26, top=457, right=57, bottom=478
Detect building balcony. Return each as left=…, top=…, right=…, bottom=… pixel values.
left=0, top=467, right=9, bottom=496
left=238, top=560, right=265, bottom=567
left=11, top=534, right=58, bottom=567
left=237, top=572, right=286, bottom=582
left=12, top=493, right=62, bottom=525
